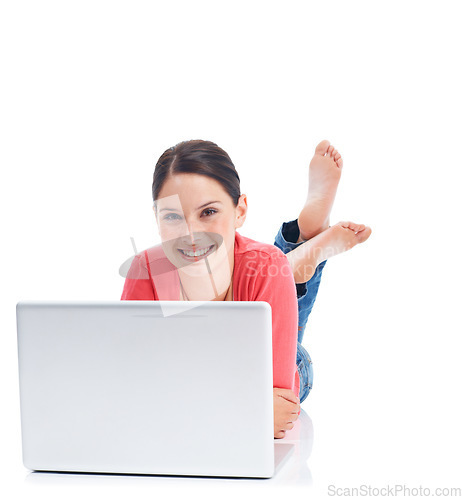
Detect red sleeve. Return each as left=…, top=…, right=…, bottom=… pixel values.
left=120, top=253, right=156, bottom=300
left=252, top=252, right=299, bottom=395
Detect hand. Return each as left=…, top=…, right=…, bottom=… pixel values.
left=273, top=387, right=300, bottom=439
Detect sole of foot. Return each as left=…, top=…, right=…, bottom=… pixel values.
left=297, top=140, right=343, bottom=242
left=287, top=221, right=372, bottom=283
left=321, top=221, right=372, bottom=257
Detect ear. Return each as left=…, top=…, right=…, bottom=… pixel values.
left=235, top=194, right=248, bottom=229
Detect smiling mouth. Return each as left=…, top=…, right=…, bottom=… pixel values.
left=177, top=244, right=215, bottom=261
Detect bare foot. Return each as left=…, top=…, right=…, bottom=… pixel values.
left=297, top=140, right=343, bottom=243
left=286, top=221, right=372, bottom=283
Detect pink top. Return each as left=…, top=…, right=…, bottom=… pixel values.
left=120, top=230, right=300, bottom=397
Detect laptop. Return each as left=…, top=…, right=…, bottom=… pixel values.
left=16, top=300, right=290, bottom=478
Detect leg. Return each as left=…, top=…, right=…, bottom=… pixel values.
left=274, top=218, right=327, bottom=343
left=289, top=221, right=372, bottom=404
left=274, top=218, right=325, bottom=404
left=297, top=343, right=313, bottom=404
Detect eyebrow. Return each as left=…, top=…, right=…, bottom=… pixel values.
left=159, top=201, right=223, bottom=212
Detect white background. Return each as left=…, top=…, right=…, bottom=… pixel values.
left=1, top=0, right=461, bottom=498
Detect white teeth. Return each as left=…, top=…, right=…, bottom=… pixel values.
left=180, top=245, right=213, bottom=258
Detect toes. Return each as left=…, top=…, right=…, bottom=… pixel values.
left=338, top=221, right=360, bottom=232
left=356, top=226, right=372, bottom=243
left=348, top=222, right=361, bottom=232
left=332, top=148, right=338, bottom=158
left=336, top=157, right=343, bottom=168
left=327, top=145, right=334, bottom=156
left=315, top=140, right=330, bottom=156
left=334, top=152, right=341, bottom=161
left=332, top=222, right=372, bottom=246
left=350, top=223, right=368, bottom=233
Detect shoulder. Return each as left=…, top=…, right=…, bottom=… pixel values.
left=121, top=244, right=175, bottom=280
left=144, top=244, right=177, bottom=275
left=233, top=231, right=293, bottom=289
left=124, top=244, right=176, bottom=279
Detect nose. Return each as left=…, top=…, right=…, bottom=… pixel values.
left=182, top=219, right=203, bottom=247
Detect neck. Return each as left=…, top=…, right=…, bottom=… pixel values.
left=179, top=247, right=234, bottom=301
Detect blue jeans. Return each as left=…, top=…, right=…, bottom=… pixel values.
left=273, top=219, right=327, bottom=403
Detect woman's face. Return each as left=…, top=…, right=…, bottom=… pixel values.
left=154, top=173, right=247, bottom=278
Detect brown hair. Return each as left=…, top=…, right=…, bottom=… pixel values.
left=152, top=139, right=241, bottom=208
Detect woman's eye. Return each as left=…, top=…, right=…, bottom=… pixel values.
left=163, top=213, right=182, bottom=221
left=202, top=208, right=217, bottom=217
left=162, top=209, right=216, bottom=221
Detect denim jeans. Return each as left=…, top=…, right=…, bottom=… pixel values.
left=273, top=219, right=327, bottom=403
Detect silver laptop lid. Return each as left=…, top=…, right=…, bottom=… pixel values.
left=16, top=301, right=274, bottom=478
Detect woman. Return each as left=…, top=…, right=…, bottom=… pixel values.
left=121, top=139, right=371, bottom=439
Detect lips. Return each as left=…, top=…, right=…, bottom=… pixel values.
left=177, top=244, right=215, bottom=262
